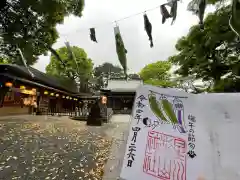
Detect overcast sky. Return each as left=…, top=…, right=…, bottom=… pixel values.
left=33, top=0, right=214, bottom=73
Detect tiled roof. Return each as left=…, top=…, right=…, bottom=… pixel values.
left=0, top=64, right=78, bottom=94
left=101, top=79, right=143, bottom=92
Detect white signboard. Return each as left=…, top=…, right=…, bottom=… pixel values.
left=120, top=85, right=214, bottom=180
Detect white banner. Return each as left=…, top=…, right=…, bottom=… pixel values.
left=120, top=85, right=240, bottom=180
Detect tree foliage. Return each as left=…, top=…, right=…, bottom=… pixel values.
left=92, top=62, right=122, bottom=90
left=46, top=46, right=93, bottom=93
left=94, top=62, right=122, bottom=77
left=0, top=0, right=84, bottom=65
left=128, top=73, right=141, bottom=80
left=92, top=62, right=140, bottom=91
left=170, top=5, right=240, bottom=92
left=139, top=61, right=176, bottom=87
left=0, top=58, right=8, bottom=64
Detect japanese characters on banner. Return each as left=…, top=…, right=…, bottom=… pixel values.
left=120, top=85, right=214, bottom=180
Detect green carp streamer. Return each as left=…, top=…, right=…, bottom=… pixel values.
left=148, top=94, right=168, bottom=122
left=161, top=99, right=178, bottom=124
left=115, top=33, right=127, bottom=76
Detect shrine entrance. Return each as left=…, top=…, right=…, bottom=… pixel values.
left=100, top=79, right=143, bottom=114
left=101, top=92, right=136, bottom=114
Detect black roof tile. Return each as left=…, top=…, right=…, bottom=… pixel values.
left=0, top=64, right=78, bottom=94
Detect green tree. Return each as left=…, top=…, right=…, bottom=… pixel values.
left=170, top=5, right=240, bottom=92
left=139, top=61, right=176, bottom=87
left=0, top=0, right=84, bottom=65
left=92, top=62, right=142, bottom=91
left=0, top=58, right=8, bottom=64
left=92, top=62, right=124, bottom=90
left=46, top=46, right=93, bottom=93
left=94, top=62, right=122, bottom=77
left=128, top=73, right=141, bottom=80
left=187, top=0, right=240, bottom=37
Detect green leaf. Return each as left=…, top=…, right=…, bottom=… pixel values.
left=139, top=60, right=176, bottom=88
left=46, top=45, right=93, bottom=93
left=170, top=5, right=240, bottom=92
left=0, top=0, right=85, bottom=65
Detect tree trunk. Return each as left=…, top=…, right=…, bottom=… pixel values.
left=79, top=78, right=89, bottom=93
left=211, top=53, right=222, bottom=89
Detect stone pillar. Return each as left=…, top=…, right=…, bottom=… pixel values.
left=82, top=101, right=88, bottom=117
left=87, top=100, right=102, bottom=126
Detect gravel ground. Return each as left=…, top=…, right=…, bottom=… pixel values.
left=0, top=115, right=116, bottom=180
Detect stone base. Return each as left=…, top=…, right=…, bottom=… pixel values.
left=69, top=116, right=88, bottom=121
left=86, top=118, right=103, bottom=126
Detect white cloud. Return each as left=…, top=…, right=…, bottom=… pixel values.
left=33, top=0, right=214, bottom=73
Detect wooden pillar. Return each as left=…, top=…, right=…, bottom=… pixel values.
left=112, top=96, right=115, bottom=110
left=0, top=87, right=9, bottom=107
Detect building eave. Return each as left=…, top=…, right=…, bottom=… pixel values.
left=0, top=73, right=79, bottom=96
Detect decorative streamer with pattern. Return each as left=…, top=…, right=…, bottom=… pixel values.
left=148, top=93, right=168, bottom=123
left=173, top=98, right=187, bottom=133
left=198, top=0, right=206, bottom=27
left=160, top=4, right=172, bottom=24
left=90, top=28, right=98, bottom=43
left=114, top=26, right=128, bottom=77
left=187, top=0, right=206, bottom=28
left=160, top=98, right=186, bottom=133
left=161, top=99, right=178, bottom=125
left=143, top=14, right=154, bottom=48
left=170, top=0, right=178, bottom=25
left=148, top=92, right=186, bottom=133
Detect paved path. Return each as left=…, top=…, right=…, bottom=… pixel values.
left=103, top=115, right=131, bottom=180
left=0, top=115, right=119, bottom=180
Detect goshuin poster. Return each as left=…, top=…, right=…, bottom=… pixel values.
left=120, top=85, right=214, bottom=180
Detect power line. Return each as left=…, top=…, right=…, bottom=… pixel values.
left=59, top=4, right=165, bottom=38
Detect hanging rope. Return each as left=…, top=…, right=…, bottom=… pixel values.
left=59, top=3, right=173, bottom=38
